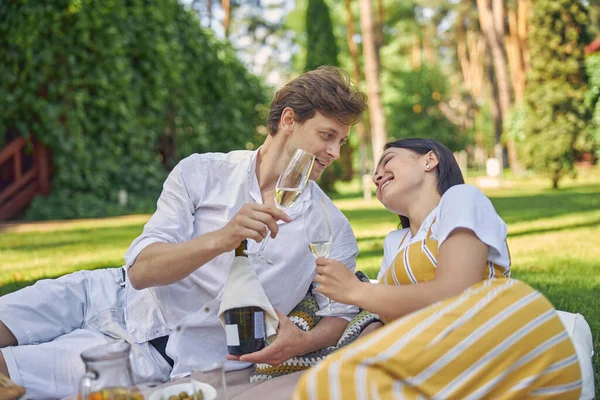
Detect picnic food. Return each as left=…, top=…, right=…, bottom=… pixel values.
left=0, top=373, right=25, bottom=400
left=83, top=388, right=144, bottom=400
left=167, top=390, right=203, bottom=400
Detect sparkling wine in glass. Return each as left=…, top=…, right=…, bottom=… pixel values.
left=274, top=187, right=303, bottom=209
left=247, top=148, right=315, bottom=265
left=308, top=241, right=332, bottom=258
left=304, top=198, right=347, bottom=317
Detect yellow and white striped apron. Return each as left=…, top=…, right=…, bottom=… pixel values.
left=294, top=224, right=582, bottom=399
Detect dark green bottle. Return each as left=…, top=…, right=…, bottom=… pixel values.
left=224, top=240, right=267, bottom=356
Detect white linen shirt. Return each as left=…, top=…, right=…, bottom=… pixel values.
left=122, top=149, right=359, bottom=378
left=378, top=184, right=511, bottom=281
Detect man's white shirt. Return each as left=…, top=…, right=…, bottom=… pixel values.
left=123, top=149, right=359, bottom=378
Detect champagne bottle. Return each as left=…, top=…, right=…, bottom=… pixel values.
left=224, top=239, right=267, bottom=356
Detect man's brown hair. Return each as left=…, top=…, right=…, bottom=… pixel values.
left=267, top=66, right=367, bottom=135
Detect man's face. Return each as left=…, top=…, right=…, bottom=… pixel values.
left=287, top=112, right=351, bottom=180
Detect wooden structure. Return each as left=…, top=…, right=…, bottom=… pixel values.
left=0, top=137, right=51, bottom=221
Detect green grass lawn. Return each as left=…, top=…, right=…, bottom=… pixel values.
left=1, top=170, right=599, bottom=394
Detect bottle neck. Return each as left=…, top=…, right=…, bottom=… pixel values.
left=235, top=239, right=248, bottom=257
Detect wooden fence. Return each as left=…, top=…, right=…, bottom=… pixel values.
left=0, top=137, right=51, bottom=221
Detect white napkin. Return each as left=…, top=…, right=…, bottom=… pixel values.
left=218, top=256, right=279, bottom=339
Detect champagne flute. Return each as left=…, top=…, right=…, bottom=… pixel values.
left=246, top=148, right=316, bottom=265
left=304, top=198, right=347, bottom=317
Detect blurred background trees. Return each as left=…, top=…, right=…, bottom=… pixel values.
left=520, top=0, right=590, bottom=188
left=1, top=0, right=600, bottom=220
left=303, top=0, right=350, bottom=192
left=586, top=49, right=600, bottom=162
left=0, top=0, right=266, bottom=219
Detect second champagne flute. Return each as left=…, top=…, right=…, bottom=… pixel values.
left=304, top=198, right=349, bottom=317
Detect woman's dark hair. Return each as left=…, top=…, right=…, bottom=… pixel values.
left=383, top=138, right=465, bottom=229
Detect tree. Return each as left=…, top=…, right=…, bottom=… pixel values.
left=502, top=1, right=531, bottom=158
left=584, top=46, right=600, bottom=160
left=304, top=0, right=351, bottom=192
left=305, top=0, right=339, bottom=71
left=449, top=0, right=487, bottom=150
left=505, top=0, right=530, bottom=103
left=386, top=65, right=466, bottom=151
left=456, top=1, right=486, bottom=103
left=521, top=0, right=590, bottom=188
left=477, top=0, right=522, bottom=174
left=345, top=0, right=371, bottom=200
left=360, top=0, right=387, bottom=165
left=0, top=0, right=266, bottom=219
left=222, top=0, right=231, bottom=36
left=587, top=1, right=600, bottom=38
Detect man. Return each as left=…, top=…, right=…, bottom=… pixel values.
left=0, top=66, right=367, bottom=398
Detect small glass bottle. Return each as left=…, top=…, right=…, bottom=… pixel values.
left=79, top=340, right=143, bottom=400
left=223, top=240, right=267, bottom=356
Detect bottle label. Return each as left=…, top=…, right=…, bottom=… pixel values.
left=254, top=311, right=265, bottom=339
left=225, top=324, right=240, bottom=346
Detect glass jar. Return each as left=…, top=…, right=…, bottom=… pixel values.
left=79, top=340, right=143, bottom=400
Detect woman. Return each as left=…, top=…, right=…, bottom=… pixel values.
left=293, top=138, right=582, bottom=399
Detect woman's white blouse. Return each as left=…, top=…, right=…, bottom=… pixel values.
left=378, top=184, right=510, bottom=281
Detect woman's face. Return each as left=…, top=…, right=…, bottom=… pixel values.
left=372, top=148, right=427, bottom=211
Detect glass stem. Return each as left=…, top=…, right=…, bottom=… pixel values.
left=257, top=228, right=271, bottom=253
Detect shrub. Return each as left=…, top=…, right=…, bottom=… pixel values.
left=0, top=0, right=267, bottom=219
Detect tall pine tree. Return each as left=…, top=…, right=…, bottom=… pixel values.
left=521, top=0, right=590, bottom=188
left=305, top=0, right=339, bottom=71
left=305, top=0, right=350, bottom=192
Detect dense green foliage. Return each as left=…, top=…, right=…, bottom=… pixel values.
left=385, top=64, right=466, bottom=151
left=585, top=53, right=600, bottom=159
left=304, top=0, right=339, bottom=72
left=521, top=0, right=590, bottom=188
left=0, top=0, right=266, bottom=220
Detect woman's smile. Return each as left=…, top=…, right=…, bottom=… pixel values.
left=381, top=179, right=393, bottom=192
left=378, top=176, right=394, bottom=195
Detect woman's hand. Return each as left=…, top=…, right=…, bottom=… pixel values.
left=314, top=258, right=364, bottom=305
